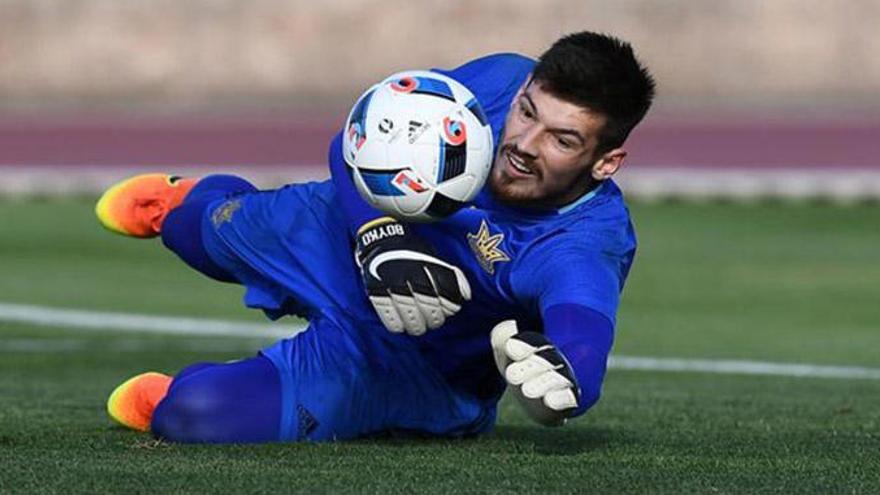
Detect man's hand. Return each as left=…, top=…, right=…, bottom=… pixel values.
left=356, top=217, right=471, bottom=336
left=491, top=320, right=580, bottom=426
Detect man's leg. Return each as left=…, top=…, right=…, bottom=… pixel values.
left=109, top=314, right=496, bottom=443
left=261, top=315, right=497, bottom=442
left=149, top=356, right=283, bottom=443
left=107, top=356, right=282, bottom=443
left=96, top=173, right=257, bottom=281
left=160, top=175, right=257, bottom=282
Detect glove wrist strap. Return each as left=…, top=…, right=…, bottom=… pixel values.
left=356, top=216, right=408, bottom=253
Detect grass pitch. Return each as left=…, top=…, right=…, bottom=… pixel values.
left=0, top=197, right=878, bottom=493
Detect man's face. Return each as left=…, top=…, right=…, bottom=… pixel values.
left=489, top=80, right=614, bottom=208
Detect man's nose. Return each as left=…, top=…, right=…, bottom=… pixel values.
left=515, top=124, right=541, bottom=158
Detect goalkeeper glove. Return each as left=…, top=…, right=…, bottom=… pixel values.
left=356, top=217, right=471, bottom=336
left=491, top=320, right=580, bottom=426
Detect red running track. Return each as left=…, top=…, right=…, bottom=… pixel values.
left=0, top=115, right=878, bottom=169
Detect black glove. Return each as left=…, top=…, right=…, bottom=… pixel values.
left=356, top=217, right=471, bottom=336
left=491, top=320, right=580, bottom=426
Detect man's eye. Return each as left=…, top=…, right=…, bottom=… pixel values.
left=519, top=103, right=534, bottom=120
left=556, top=138, right=573, bottom=150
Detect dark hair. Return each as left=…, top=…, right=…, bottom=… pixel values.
left=532, top=31, right=656, bottom=154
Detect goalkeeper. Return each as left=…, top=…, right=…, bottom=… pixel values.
left=100, top=31, right=655, bottom=442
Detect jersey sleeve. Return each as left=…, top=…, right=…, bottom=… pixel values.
left=542, top=303, right=613, bottom=417
left=432, top=53, right=535, bottom=148
left=511, top=234, right=626, bottom=325
left=432, top=52, right=535, bottom=111
left=327, top=131, right=387, bottom=235
left=509, top=234, right=631, bottom=417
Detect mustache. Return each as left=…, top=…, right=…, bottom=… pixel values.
left=501, top=144, right=537, bottom=162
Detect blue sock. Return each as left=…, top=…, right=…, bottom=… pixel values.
left=161, top=174, right=257, bottom=283
left=152, top=355, right=282, bottom=443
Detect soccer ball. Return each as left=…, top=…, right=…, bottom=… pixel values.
left=342, top=70, right=494, bottom=222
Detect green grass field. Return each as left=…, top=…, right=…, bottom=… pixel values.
left=1, top=198, right=878, bottom=493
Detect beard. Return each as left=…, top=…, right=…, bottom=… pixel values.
left=488, top=144, right=539, bottom=205
left=489, top=167, right=538, bottom=205
left=488, top=144, right=598, bottom=209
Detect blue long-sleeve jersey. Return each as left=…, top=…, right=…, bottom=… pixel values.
left=327, top=53, right=638, bottom=416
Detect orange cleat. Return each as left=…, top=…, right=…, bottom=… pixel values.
left=107, top=372, right=173, bottom=432
left=95, top=174, right=199, bottom=238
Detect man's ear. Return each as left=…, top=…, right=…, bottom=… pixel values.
left=591, top=148, right=627, bottom=180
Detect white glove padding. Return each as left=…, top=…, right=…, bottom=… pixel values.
left=356, top=217, right=471, bottom=336
left=491, top=320, right=580, bottom=426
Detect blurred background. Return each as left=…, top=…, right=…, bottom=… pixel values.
left=1, top=0, right=879, bottom=199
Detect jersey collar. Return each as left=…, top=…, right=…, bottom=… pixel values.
left=478, top=180, right=608, bottom=219
left=556, top=181, right=606, bottom=215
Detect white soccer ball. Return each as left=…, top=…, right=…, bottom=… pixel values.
left=342, top=70, right=494, bottom=222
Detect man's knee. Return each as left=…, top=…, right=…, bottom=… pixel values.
left=150, top=357, right=282, bottom=444
left=151, top=382, right=223, bottom=443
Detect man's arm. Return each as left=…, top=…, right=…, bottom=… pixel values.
left=328, top=132, right=472, bottom=335
left=542, top=303, right=614, bottom=416
left=327, top=55, right=535, bottom=331
left=503, top=236, right=627, bottom=424
left=328, top=132, right=385, bottom=235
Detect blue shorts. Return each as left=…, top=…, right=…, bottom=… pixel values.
left=260, top=315, right=495, bottom=441
left=195, top=180, right=496, bottom=441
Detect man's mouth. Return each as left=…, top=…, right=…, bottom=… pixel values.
left=506, top=150, right=535, bottom=176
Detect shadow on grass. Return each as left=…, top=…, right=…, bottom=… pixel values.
left=489, top=424, right=620, bottom=456
left=343, top=424, right=624, bottom=457
left=100, top=421, right=627, bottom=458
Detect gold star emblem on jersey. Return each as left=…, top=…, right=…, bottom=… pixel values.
left=467, top=220, right=510, bottom=274
left=211, top=198, right=242, bottom=228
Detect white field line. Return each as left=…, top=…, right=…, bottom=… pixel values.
left=0, top=302, right=301, bottom=339
left=0, top=338, right=267, bottom=353
left=2, top=302, right=879, bottom=380
left=608, top=356, right=880, bottom=380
